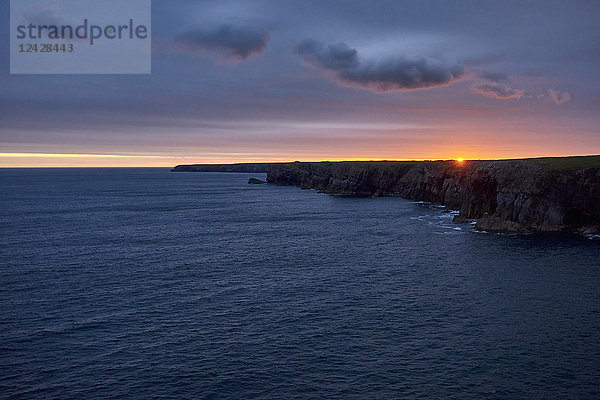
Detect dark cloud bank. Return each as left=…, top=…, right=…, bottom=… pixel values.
left=292, top=39, right=570, bottom=104
left=171, top=25, right=570, bottom=105
left=295, top=39, right=465, bottom=92
left=176, top=24, right=270, bottom=60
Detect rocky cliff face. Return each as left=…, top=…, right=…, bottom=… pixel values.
left=267, top=160, right=600, bottom=234
left=172, top=163, right=274, bottom=173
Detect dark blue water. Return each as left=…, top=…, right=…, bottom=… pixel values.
left=1, top=168, right=599, bottom=399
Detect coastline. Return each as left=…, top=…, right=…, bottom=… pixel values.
left=172, top=156, right=600, bottom=235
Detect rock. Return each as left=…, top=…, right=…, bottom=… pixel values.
left=172, top=163, right=276, bottom=173
left=452, top=215, right=474, bottom=224
left=266, top=158, right=600, bottom=234
left=579, top=226, right=600, bottom=235
left=248, top=178, right=267, bottom=184
left=475, top=214, right=529, bottom=233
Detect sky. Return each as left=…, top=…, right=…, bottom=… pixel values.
left=1, top=0, right=599, bottom=167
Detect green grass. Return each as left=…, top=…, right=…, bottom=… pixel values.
left=319, top=157, right=600, bottom=171
left=342, top=161, right=418, bottom=169
left=520, top=155, right=600, bottom=171
left=178, top=156, right=600, bottom=172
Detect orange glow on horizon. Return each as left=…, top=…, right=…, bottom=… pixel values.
left=0, top=152, right=598, bottom=168
left=3, top=122, right=599, bottom=167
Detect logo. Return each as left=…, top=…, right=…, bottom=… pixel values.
left=10, top=0, right=151, bottom=74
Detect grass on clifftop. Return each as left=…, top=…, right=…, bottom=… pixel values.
left=521, top=155, right=600, bottom=171
left=333, top=156, right=600, bottom=171
left=175, top=156, right=600, bottom=171
left=336, top=161, right=418, bottom=169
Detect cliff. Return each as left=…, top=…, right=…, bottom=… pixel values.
left=171, top=163, right=276, bottom=173
left=266, top=157, right=600, bottom=234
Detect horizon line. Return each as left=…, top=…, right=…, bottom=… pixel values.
left=1, top=153, right=599, bottom=168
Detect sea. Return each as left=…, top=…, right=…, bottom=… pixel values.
left=1, top=168, right=599, bottom=399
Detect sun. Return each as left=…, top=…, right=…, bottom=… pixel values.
left=456, top=158, right=464, bottom=162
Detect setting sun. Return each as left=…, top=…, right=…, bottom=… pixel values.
left=456, top=158, right=464, bottom=162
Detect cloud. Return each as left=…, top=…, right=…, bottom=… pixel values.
left=471, top=83, right=524, bottom=99
left=295, top=39, right=465, bottom=92
left=176, top=24, right=270, bottom=60
left=548, top=89, right=571, bottom=104
left=295, top=39, right=359, bottom=70
left=474, top=70, right=508, bottom=82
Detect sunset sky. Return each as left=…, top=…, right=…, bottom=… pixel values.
left=1, top=0, right=599, bottom=167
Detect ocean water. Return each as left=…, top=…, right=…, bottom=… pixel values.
left=1, top=168, right=599, bottom=399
